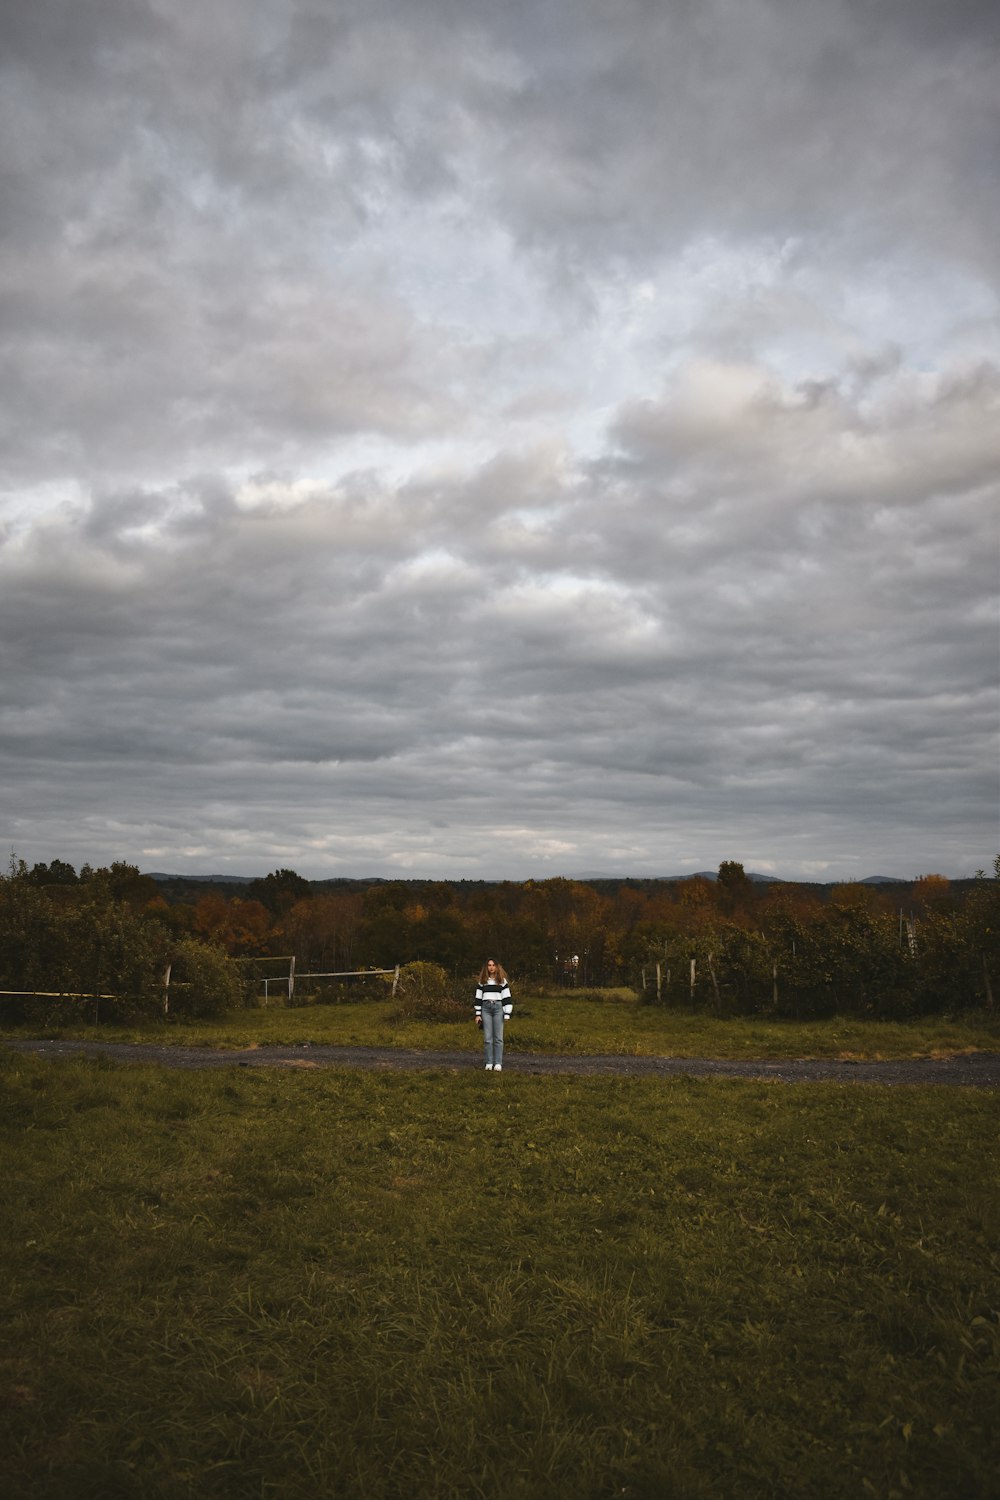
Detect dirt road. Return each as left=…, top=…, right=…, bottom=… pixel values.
left=5, top=1037, right=1000, bottom=1087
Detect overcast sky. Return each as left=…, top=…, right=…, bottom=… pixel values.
left=1, top=0, right=998, bottom=883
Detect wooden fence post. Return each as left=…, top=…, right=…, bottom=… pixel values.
left=690, top=958, right=696, bottom=1002
left=655, top=962, right=662, bottom=1003
left=288, top=955, right=296, bottom=1004
left=392, top=964, right=400, bottom=996
left=163, top=963, right=172, bottom=1017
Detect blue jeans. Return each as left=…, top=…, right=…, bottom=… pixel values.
left=482, top=1000, right=504, bottom=1067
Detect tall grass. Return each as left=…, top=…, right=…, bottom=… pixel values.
left=1, top=1048, right=997, bottom=1498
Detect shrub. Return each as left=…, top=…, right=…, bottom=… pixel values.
left=391, top=962, right=468, bottom=1023
left=166, top=939, right=245, bottom=1018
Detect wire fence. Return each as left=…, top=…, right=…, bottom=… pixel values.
left=0, top=959, right=401, bottom=1017
left=238, top=958, right=401, bottom=1005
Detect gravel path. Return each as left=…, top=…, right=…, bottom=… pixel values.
left=5, top=1037, right=1000, bottom=1087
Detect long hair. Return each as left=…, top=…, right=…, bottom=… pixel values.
left=478, top=958, right=508, bottom=983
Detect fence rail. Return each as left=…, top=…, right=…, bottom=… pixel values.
left=0, top=989, right=119, bottom=999
left=0, top=962, right=402, bottom=1014
left=260, top=964, right=400, bottom=1003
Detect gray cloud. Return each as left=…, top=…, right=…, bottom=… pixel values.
left=1, top=0, right=997, bottom=879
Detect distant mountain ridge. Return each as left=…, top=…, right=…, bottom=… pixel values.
left=146, top=869, right=922, bottom=887
left=673, top=871, right=908, bottom=886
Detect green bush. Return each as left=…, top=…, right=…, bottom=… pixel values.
left=0, top=867, right=170, bottom=1005
left=392, top=961, right=468, bottom=1022
left=166, top=938, right=245, bottom=1018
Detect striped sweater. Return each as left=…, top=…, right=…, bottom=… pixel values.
left=474, top=978, right=513, bottom=1019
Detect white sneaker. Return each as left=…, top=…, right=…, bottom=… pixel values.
left=493, top=1064, right=502, bottom=1072
left=485, top=1063, right=493, bottom=1070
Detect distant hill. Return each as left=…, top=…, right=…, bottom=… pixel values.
left=145, top=869, right=939, bottom=891
left=680, top=871, right=914, bottom=886
left=575, top=870, right=918, bottom=886
left=569, top=870, right=783, bottom=883
left=654, top=870, right=783, bottom=884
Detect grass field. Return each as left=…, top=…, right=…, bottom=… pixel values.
left=1, top=1044, right=998, bottom=1499
left=4, top=993, right=1000, bottom=1061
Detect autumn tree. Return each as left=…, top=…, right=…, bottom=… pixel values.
left=87, top=862, right=161, bottom=908
left=673, top=877, right=715, bottom=935
left=28, top=859, right=79, bottom=885
left=829, top=882, right=880, bottom=912
left=249, top=868, right=312, bottom=915
left=282, top=893, right=364, bottom=970
left=193, top=894, right=273, bottom=955
left=911, top=874, right=953, bottom=914
left=716, top=861, right=754, bottom=917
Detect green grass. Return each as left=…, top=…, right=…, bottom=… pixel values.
left=4, top=993, right=999, bottom=1061
left=1, top=1048, right=998, bottom=1498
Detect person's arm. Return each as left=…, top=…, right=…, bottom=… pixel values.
left=474, top=984, right=484, bottom=1024
left=501, top=981, right=513, bottom=1020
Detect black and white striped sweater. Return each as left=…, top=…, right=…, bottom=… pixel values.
left=474, top=978, right=513, bottom=1019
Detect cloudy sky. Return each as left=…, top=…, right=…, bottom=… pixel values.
left=1, top=0, right=998, bottom=882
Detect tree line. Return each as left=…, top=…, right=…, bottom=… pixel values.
left=2, top=855, right=997, bottom=1021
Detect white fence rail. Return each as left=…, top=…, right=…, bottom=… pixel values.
left=0, top=961, right=402, bottom=1013
left=259, top=963, right=400, bottom=1003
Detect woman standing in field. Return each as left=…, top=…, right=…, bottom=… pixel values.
left=475, top=958, right=513, bottom=1071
